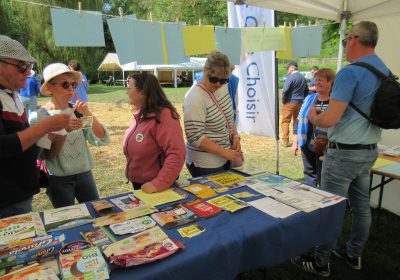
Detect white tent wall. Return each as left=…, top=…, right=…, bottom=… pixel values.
left=226, top=0, right=400, bottom=216
left=370, top=16, right=400, bottom=216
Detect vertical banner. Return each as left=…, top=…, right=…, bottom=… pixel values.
left=228, top=3, right=276, bottom=137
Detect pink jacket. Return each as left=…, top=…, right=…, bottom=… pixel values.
left=123, top=107, right=186, bottom=191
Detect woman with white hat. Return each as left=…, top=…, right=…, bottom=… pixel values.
left=30, top=63, right=110, bottom=208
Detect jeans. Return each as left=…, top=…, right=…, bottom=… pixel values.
left=19, top=95, right=37, bottom=119
left=186, top=161, right=231, bottom=178
left=300, top=145, right=322, bottom=187
left=314, top=147, right=377, bottom=266
left=281, top=103, right=302, bottom=143
left=0, top=197, right=33, bottom=218
left=47, top=171, right=99, bottom=208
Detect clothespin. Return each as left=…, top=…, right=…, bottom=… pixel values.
left=118, top=7, right=124, bottom=21
left=295, top=19, right=297, bottom=28
left=284, top=21, right=287, bottom=27
left=199, top=18, right=202, bottom=30
left=308, top=20, right=311, bottom=26
left=78, top=1, right=82, bottom=16
left=150, top=12, right=153, bottom=23
left=289, top=22, right=292, bottom=28
left=224, top=22, right=228, bottom=32
left=176, top=17, right=179, bottom=27
left=315, top=19, right=319, bottom=26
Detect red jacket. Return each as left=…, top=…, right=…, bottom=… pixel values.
left=123, top=107, right=185, bottom=191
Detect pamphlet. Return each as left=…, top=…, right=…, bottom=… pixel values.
left=0, top=212, right=46, bottom=246
left=207, top=194, right=249, bottom=212
left=134, top=188, right=187, bottom=207
left=0, top=263, right=59, bottom=280
left=91, top=199, right=117, bottom=217
left=151, top=204, right=199, bottom=229
left=93, top=205, right=157, bottom=227
left=184, top=184, right=217, bottom=199
left=207, top=172, right=247, bottom=187
left=43, top=204, right=93, bottom=232
left=103, top=226, right=168, bottom=257
left=109, top=216, right=157, bottom=235
left=177, top=224, right=205, bottom=238
left=183, top=199, right=221, bottom=218
left=110, top=193, right=145, bottom=211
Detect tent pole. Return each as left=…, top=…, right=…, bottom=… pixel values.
left=274, top=11, right=280, bottom=175
left=337, top=0, right=349, bottom=71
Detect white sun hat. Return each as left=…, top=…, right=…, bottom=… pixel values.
left=41, top=63, right=82, bottom=96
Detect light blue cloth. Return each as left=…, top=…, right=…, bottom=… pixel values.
left=107, top=17, right=164, bottom=64
left=50, top=8, right=105, bottom=47
left=290, top=27, right=308, bottom=58
left=215, top=27, right=241, bottom=65
left=71, top=73, right=89, bottom=104
left=163, top=22, right=190, bottom=64
left=296, top=93, right=317, bottom=147
left=308, top=25, right=323, bottom=56
left=328, top=55, right=387, bottom=144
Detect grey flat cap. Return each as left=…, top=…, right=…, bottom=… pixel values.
left=0, top=35, right=36, bottom=63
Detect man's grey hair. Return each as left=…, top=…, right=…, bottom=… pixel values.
left=350, top=21, right=378, bottom=48
left=204, top=50, right=230, bottom=77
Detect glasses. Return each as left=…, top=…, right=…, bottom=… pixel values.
left=342, top=35, right=359, bottom=48
left=208, top=76, right=229, bottom=85
left=0, top=60, right=33, bottom=74
left=56, top=81, right=78, bottom=90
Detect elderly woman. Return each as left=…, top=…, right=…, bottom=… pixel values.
left=123, top=72, right=185, bottom=193
left=30, top=63, right=109, bottom=207
left=292, top=68, right=336, bottom=187
left=184, top=50, right=242, bottom=177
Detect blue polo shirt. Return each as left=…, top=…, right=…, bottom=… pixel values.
left=328, top=55, right=387, bottom=144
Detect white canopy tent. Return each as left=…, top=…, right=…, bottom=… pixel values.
left=227, top=0, right=400, bottom=215
left=97, top=53, right=205, bottom=87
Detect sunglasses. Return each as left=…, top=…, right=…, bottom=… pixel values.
left=0, top=60, right=33, bottom=74
left=208, top=76, right=229, bottom=85
left=341, top=35, right=359, bottom=48
left=57, top=81, right=78, bottom=90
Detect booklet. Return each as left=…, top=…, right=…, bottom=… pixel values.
left=151, top=204, right=199, bottom=229
left=80, top=227, right=117, bottom=253
left=93, top=205, right=157, bottom=227
left=184, top=184, right=217, bottom=199
left=0, top=212, right=46, bottom=246
left=183, top=199, right=221, bottom=218
left=43, top=204, right=93, bottom=232
left=177, top=224, right=205, bottom=238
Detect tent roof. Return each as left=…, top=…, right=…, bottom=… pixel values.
left=98, top=53, right=205, bottom=72
left=227, top=0, right=400, bottom=22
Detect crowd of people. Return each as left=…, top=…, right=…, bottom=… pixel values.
left=0, top=20, right=388, bottom=276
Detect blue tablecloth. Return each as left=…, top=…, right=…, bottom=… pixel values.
left=59, top=186, right=346, bottom=280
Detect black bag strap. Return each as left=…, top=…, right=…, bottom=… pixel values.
left=348, top=62, right=390, bottom=124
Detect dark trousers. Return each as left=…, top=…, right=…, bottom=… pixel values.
left=300, top=145, right=322, bottom=188
left=186, top=161, right=231, bottom=178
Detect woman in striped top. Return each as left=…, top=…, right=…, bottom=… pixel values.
left=184, top=50, right=242, bottom=177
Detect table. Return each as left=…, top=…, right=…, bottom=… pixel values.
left=60, top=185, right=346, bottom=280
left=370, top=154, right=400, bottom=224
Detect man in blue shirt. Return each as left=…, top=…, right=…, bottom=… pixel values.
left=308, top=65, right=319, bottom=94
left=281, top=61, right=308, bottom=147
left=291, top=21, right=387, bottom=277
left=19, top=70, right=40, bottom=119
left=68, top=60, right=89, bottom=104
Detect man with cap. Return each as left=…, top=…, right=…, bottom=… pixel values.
left=281, top=61, right=308, bottom=147
left=0, top=35, right=71, bottom=218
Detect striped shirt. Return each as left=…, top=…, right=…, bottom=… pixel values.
left=184, top=84, right=233, bottom=168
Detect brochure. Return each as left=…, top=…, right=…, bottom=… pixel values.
left=80, top=227, right=117, bottom=252
left=177, top=224, right=205, bottom=238
left=0, top=213, right=46, bottom=246
left=110, top=193, right=145, bottom=211
left=90, top=199, right=117, bottom=217
left=207, top=172, right=247, bottom=187
left=0, top=263, right=59, bottom=280
left=109, top=216, right=157, bottom=235
left=134, top=188, right=187, bottom=207
left=93, top=205, right=157, bottom=227
left=43, top=204, right=93, bottom=232
left=183, top=199, right=221, bottom=218
left=151, top=204, right=199, bottom=229
left=184, top=184, right=217, bottom=199
left=207, top=194, right=249, bottom=213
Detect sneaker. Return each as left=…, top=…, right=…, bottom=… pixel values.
left=291, top=255, right=330, bottom=277
left=333, top=247, right=362, bottom=270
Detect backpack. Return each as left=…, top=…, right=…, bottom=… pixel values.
left=349, top=62, right=400, bottom=129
